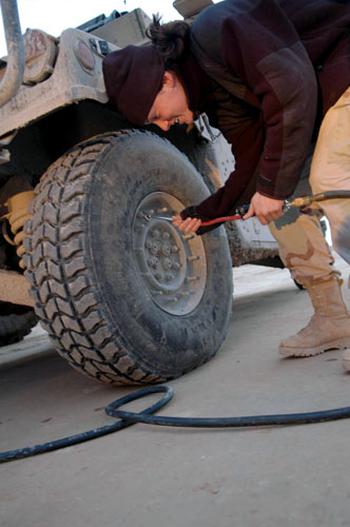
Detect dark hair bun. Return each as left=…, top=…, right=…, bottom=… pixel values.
left=147, top=15, right=190, bottom=64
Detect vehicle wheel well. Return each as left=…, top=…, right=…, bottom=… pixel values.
left=3, top=100, right=214, bottom=189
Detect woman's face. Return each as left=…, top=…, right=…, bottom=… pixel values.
left=146, top=71, right=194, bottom=131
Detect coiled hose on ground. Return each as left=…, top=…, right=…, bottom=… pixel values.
left=2, top=385, right=350, bottom=463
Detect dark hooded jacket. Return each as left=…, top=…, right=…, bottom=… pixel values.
left=179, top=0, right=350, bottom=222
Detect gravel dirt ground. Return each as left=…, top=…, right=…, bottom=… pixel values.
left=1, top=253, right=350, bottom=527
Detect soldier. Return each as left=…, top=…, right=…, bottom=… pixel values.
left=103, top=0, right=350, bottom=369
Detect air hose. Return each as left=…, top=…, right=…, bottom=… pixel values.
left=289, top=190, right=350, bottom=209
left=2, top=385, right=350, bottom=464
left=1, top=190, right=350, bottom=464
left=197, top=190, right=350, bottom=227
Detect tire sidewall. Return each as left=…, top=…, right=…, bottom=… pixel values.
left=86, top=132, right=232, bottom=375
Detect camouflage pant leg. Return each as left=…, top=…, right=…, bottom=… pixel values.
left=309, top=87, right=350, bottom=265
left=269, top=87, right=350, bottom=286
left=269, top=213, right=336, bottom=287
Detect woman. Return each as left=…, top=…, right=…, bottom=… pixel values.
left=103, top=0, right=350, bottom=368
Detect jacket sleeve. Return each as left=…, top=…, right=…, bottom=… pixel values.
left=185, top=110, right=265, bottom=226
left=220, top=0, right=317, bottom=200
left=179, top=98, right=267, bottom=229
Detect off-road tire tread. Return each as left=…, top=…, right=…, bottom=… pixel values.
left=24, top=131, right=177, bottom=385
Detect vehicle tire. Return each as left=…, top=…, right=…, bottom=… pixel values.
left=0, top=304, right=37, bottom=346
left=24, top=131, right=233, bottom=385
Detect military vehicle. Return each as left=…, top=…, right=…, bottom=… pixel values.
left=0, top=0, right=280, bottom=385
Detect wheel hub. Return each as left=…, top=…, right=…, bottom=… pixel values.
left=132, top=192, right=207, bottom=315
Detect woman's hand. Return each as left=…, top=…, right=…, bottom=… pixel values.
left=243, top=192, right=284, bottom=225
left=172, top=214, right=202, bottom=234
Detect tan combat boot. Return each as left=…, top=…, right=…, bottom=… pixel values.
left=279, top=278, right=350, bottom=358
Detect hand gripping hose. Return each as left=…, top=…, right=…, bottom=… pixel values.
left=196, top=190, right=350, bottom=228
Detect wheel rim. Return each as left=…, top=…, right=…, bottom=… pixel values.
left=132, top=192, right=207, bottom=315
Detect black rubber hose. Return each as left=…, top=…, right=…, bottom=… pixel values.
left=3, top=385, right=350, bottom=464
left=290, top=190, right=350, bottom=209
left=0, top=386, right=173, bottom=463
left=106, top=386, right=350, bottom=427
left=312, top=190, right=350, bottom=202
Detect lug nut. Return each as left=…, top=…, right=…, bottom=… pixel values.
left=162, top=257, right=173, bottom=270
left=162, top=244, right=171, bottom=256
left=147, top=240, right=160, bottom=256
left=148, top=257, right=158, bottom=268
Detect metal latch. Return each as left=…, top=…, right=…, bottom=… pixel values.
left=0, top=148, right=10, bottom=164
left=98, top=40, right=110, bottom=56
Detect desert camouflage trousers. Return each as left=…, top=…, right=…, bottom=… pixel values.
left=270, top=87, right=350, bottom=287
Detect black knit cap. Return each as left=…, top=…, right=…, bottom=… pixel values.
left=102, top=45, right=165, bottom=126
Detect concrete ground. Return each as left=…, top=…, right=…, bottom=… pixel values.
left=1, top=254, right=350, bottom=527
